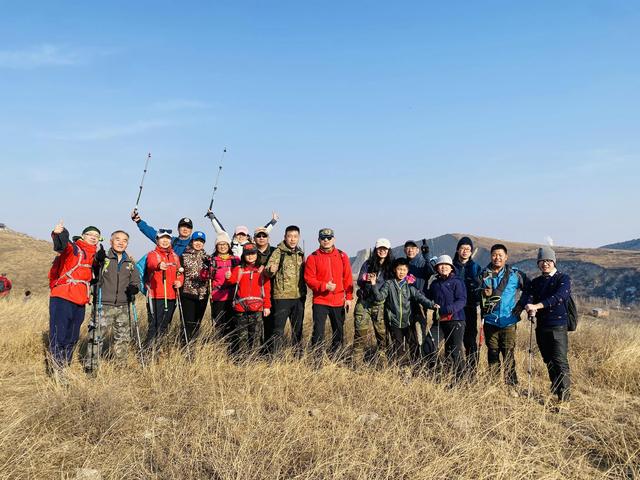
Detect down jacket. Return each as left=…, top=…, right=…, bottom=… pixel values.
left=373, top=279, right=436, bottom=328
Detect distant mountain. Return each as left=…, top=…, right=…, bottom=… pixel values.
left=0, top=228, right=53, bottom=295
left=351, top=233, right=640, bottom=305
left=600, top=239, right=640, bottom=251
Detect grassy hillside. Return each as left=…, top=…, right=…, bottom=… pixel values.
left=0, top=228, right=53, bottom=295
left=0, top=296, right=638, bottom=479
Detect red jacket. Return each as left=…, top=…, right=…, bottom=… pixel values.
left=226, top=264, right=271, bottom=312
left=50, top=239, right=97, bottom=305
left=146, top=246, right=182, bottom=300
left=304, top=247, right=353, bottom=307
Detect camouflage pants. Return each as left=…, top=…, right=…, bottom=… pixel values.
left=230, top=311, right=261, bottom=357
left=85, top=305, right=131, bottom=370
left=353, top=299, right=387, bottom=365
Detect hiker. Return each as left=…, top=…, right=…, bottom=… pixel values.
left=131, top=210, right=193, bottom=256
left=205, top=210, right=279, bottom=258
left=452, top=237, right=482, bottom=376
left=143, top=230, right=183, bottom=349
left=479, top=244, right=528, bottom=393
left=201, top=232, right=241, bottom=341
left=428, top=255, right=467, bottom=382
left=305, top=228, right=354, bottom=358
left=353, top=238, right=393, bottom=366
left=48, top=221, right=100, bottom=371
left=404, top=240, right=436, bottom=359
left=519, top=246, right=572, bottom=404
left=179, top=231, right=210, bottom=343
left=84, top=230, right=140, bottom=370
left=264, top=225, right=306, bottom=356
left=224, top=243, right=271, bottom=356
left=254, top=227, right=277, bottom=267
left=370, top=258, right=438, bottom=364
left=0, top=273, right=12, bottom=298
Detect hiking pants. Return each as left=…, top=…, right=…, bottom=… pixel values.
left=387, top=325, right=415, bottom=364
left=311, top=304, right=345, bottom=356
left=264, top=298, right=305, bottom=355
left=211, top=299, right=234, bottom=341
left=536, top=326, right=571, bottom=401
left=440, top=320, right=465, bottom=381
left=84, top=304, right=131, bottom=371
left=484, top=323, right=518, bottom=385
left=180, top=294, right=208, bottom=343
left=463, top=305, right=480, bottom=375
left=144, top=298, right=176, bottom=349
left=353, top=299, right=387, bottom=364
left=49, top=297, right=85, bottom=368
left=230, top=311, right=261, bottom=357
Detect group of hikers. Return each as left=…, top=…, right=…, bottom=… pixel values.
left=45, top=209, right=573, bottom=405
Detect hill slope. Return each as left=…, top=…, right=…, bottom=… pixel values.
left=600, top=238, right=640, bottom=251
left=0, top=228, right=54, bottom=296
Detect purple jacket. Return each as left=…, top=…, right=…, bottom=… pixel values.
left=428, top=273, right=467, bottom=321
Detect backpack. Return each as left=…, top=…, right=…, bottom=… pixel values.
left=232, top=267, right=265, bottom=311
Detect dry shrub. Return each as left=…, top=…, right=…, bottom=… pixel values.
left=0, top=296, right=639, bottom=479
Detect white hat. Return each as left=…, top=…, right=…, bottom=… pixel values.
left=216, top=232, right=232, bottom=245
left=234, top=225, right=249, bottom=236
left=375, top=238, right=391, bottom=249
left=435, top=254, right=454, bottom=268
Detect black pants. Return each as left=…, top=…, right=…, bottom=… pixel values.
left=311, top=304, right=345, bottom=355
left=230, top=311, right=261, bottom=357
left=180, top=294, right=208, bottom=344
left=441, top=320, right=465, bottom=381
left=387, top=325, right=415, bottom=364
left=264, top=298, right=305, bottom=355
left=536, top=326, right=571, bottom=401
left=144, top=298, right=176, bottom=348
left=463, top=305, right=480, bottom=374
left=211, top=300, right=234, bottom=341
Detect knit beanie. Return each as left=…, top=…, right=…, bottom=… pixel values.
left=82, top=226, right=101, bottom=235
left=456, top=236, right=473, bottom=251
left=537, top=246, right=557, bottom=265
left=216, top=232, right=232, bottom=246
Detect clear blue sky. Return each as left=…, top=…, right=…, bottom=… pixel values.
left=2, top=1, right=639, bottom=257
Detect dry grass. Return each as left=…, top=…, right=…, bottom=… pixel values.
left=0, top=296, right=639, bottom=480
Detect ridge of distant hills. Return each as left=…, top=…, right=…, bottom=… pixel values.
left=600, top=239, right=640, bottom=251
left=352, top=233, right=640, bottom=305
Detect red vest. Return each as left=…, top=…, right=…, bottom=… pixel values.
left=50, top=240, right=97, bottom=305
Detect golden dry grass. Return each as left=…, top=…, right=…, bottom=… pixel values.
left=1, top=296, right=639, bottom=479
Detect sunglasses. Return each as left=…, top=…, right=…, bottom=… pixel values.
left=158, top=228, right=173, bottom=234
left=319, top=235, right=334, bottom=241
left=255, top=233, right=268, bottom=238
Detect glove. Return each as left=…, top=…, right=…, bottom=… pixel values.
left=205, top=210, right=215, bottom=220
left=421, top=243, right=429, bottom=256
left=125, top=284, right=139, bottom=302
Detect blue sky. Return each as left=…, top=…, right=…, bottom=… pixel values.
left=2, top=1, right=639, bottom=257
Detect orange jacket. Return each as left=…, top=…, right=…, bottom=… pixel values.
left=146, top=246, right=182, bottom=299
left=227, top=264, right=271, bottom=312
left=304, top=247, right=353, bottom=307
left=50, top=239, right=97, bottom=305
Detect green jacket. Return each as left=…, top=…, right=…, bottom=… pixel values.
left=265, top=241, right=305, bottom=300
left=373, top=279, right=435, bottom=328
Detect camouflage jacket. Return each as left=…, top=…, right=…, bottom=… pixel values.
left=265, top=241, right=305, bottom=300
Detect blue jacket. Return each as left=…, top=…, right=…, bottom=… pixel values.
left=428, top=273, right=467, bottom=321
left=407, top=254, right=434, bottom=293
left=480, top=265, right=527, bottom=328
left=519, top=272, right=571, bottom=328
left=453, top=257, right=481, bottom=306
left=136, top=220, right=191, bottom=256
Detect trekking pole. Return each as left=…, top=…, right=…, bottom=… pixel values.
left=129, top=301, right=145, bottom=368
left=527, top=312, right=536, bottom=399
left=162, top=271, right=168, bottom=312
left=134, top=152, right=151, bottom=214
left=204, top=148, right=226, bottom=217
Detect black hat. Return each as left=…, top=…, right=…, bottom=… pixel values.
left=404, top=240, right=418, bottom=248
left=456, top=236, right=474, bottom=251
left=178, top=217, right=193, bottom=229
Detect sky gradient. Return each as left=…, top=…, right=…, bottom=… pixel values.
left=2, top=1, right=639, bottom=257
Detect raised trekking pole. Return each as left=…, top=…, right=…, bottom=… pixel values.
left=134, top=152, right=151, bottom=214
left=128, top=301, right=145, bottom=368
left=527, top=312, right=536, bottom=399
left=204, top=148, right=226, bottom=217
